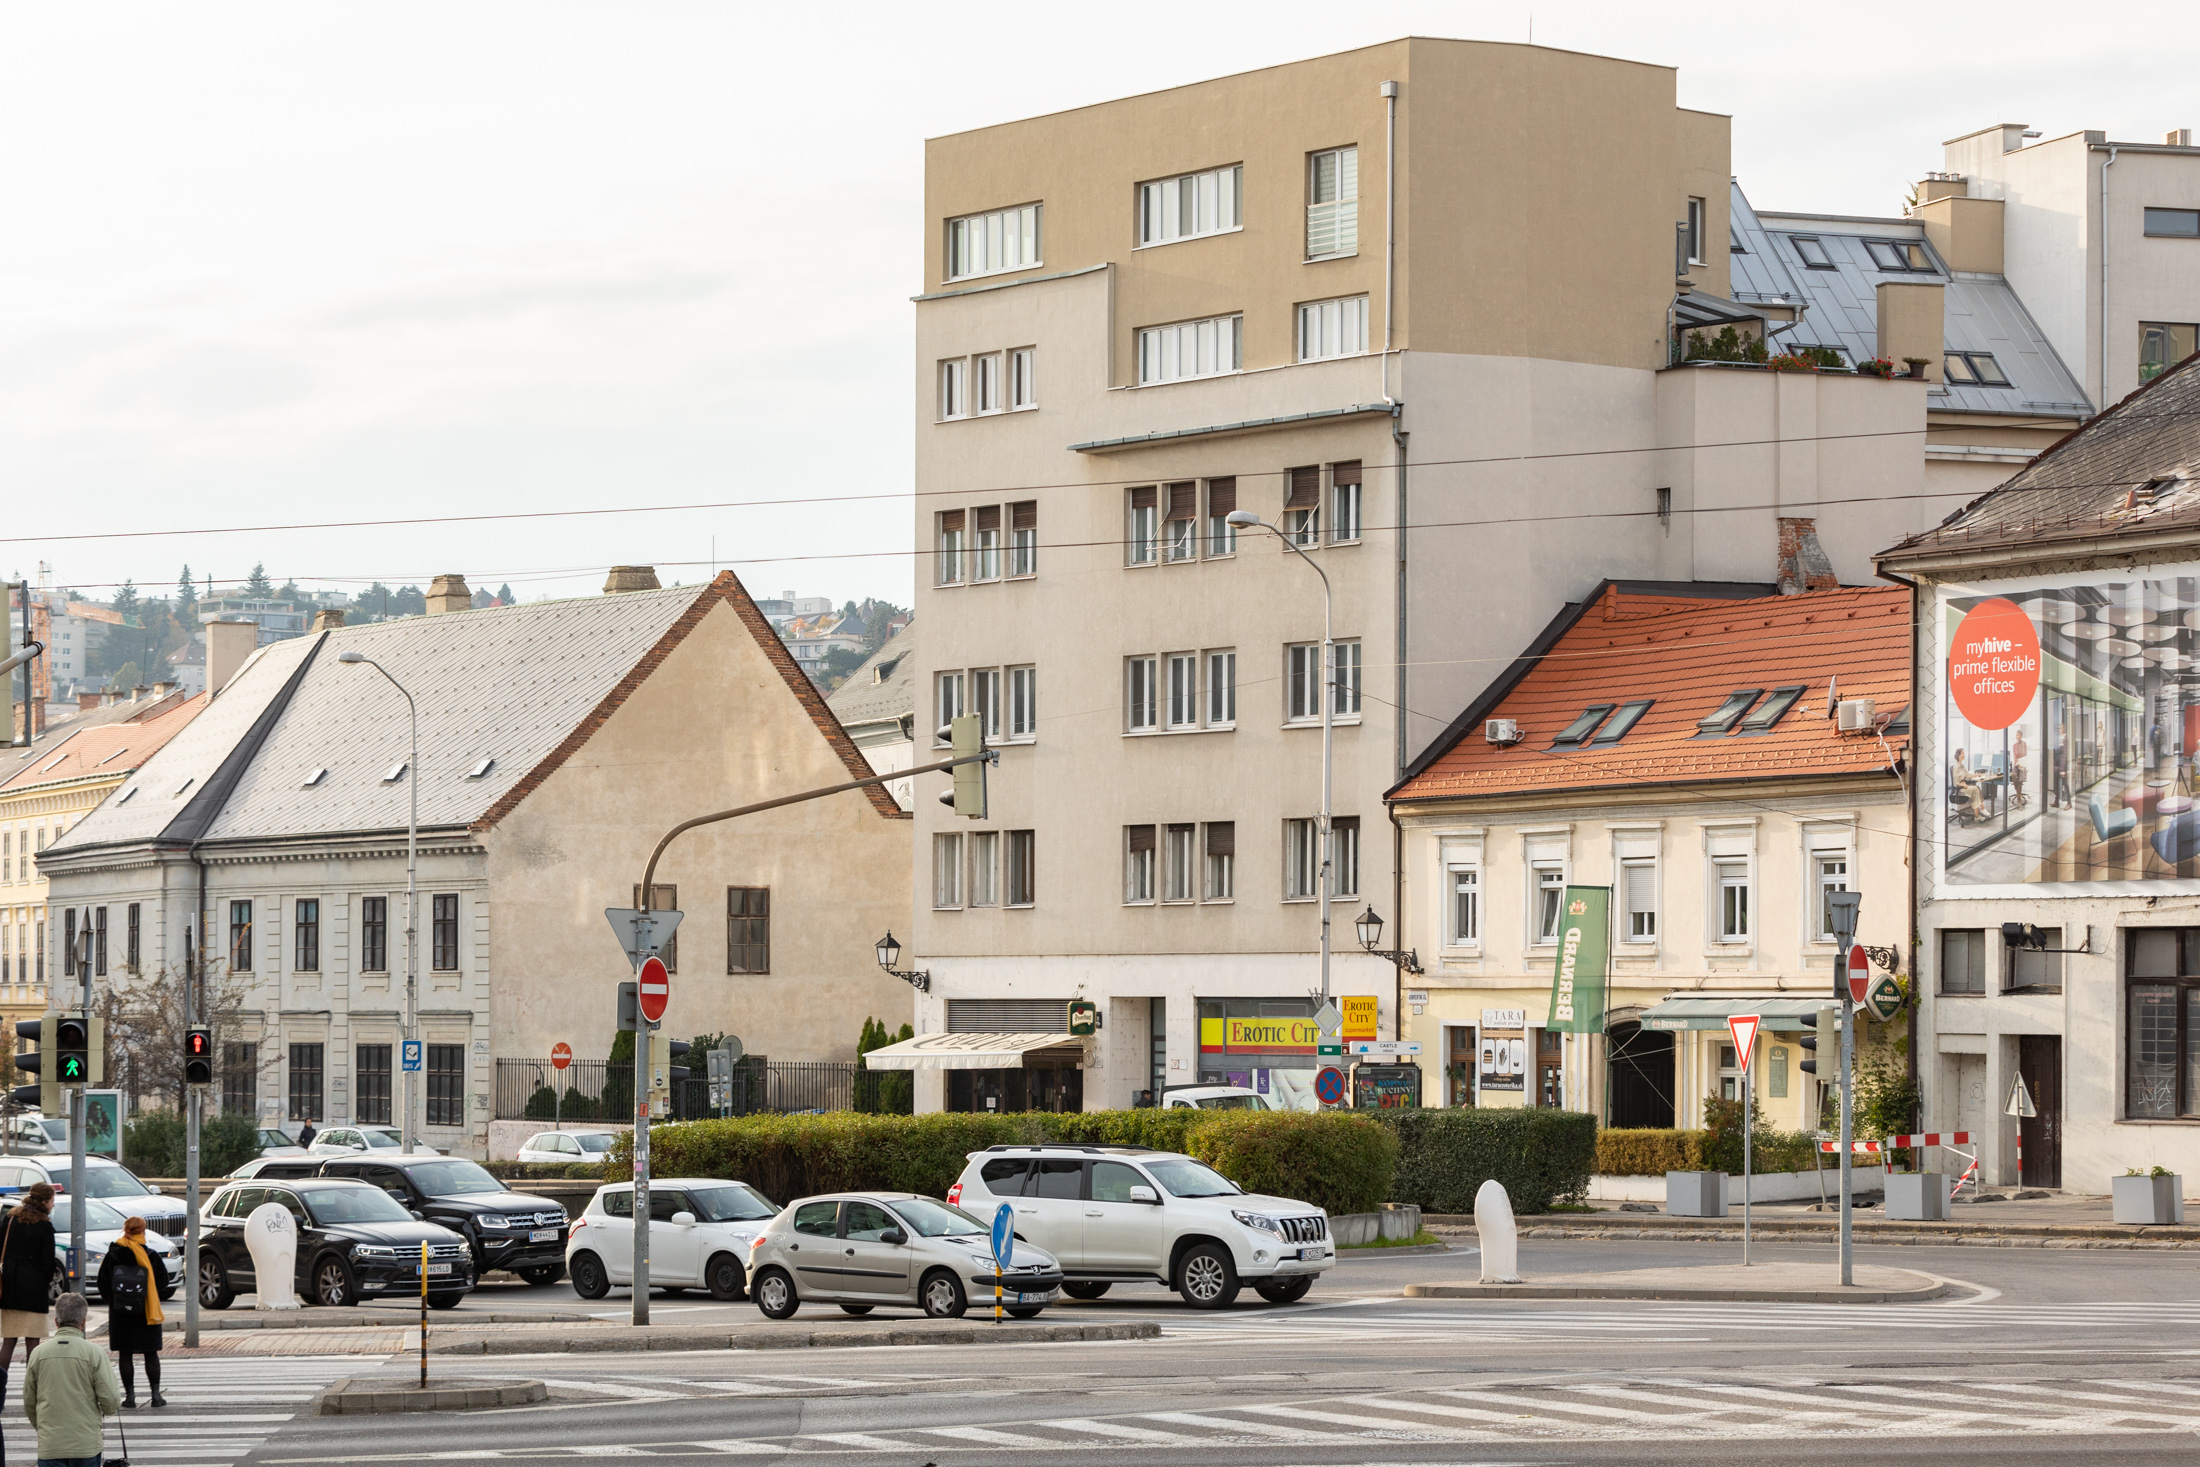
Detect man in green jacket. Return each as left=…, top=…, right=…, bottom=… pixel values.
left=23, top=1292, right=122, bottom=1466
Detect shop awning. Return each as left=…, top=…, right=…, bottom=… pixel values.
left=1639, top=997, right=1830, bottom=1032
left=859, top=1032, right=1085, bottom=1071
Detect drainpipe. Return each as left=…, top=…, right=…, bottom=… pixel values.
left=1380, top=79, right=1398, bottom=408
left=2099, top=146, right=2118, bottom=407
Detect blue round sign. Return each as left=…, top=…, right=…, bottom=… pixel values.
left=990, top=1202, right=1014, bottom=1271
left=1314, top=1066, right=1347, bottom=1106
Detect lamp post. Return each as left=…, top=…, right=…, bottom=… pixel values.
left=1226, top=510, right=1335, bottom=1001
left=1352, top=906, right=1423, bottom=975
left=337, top=650, right=419, bottom=1153
left=874, top=932, right=930, bottom=993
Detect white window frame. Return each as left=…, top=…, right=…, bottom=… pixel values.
left=1008, top=666, right=1037, bottom=741
left=1165, top=511, right=1196, bottom=563
left=1329, top=819, right=1360, bottom=899
left=973, top=352, right=1002, bottom=414
left=1449, top=865, right=1481, bottom=947
left=1306, top=146, right=1359, bottom=260
left=935, top=671, right=964, bottom=743
left=1163, top=824, right=1196, bottom=903
left=1204, top=823, right=1235, bottom=902
left=1124, top=829, right=1156, bottom=904
left=1125, top=656, right=1159, bottom=733
left=1206, top=650, right=1237, bottom=727
left=946, top=203, right=1041, bottom=282
left=1331, top=640, right=1363, bottom=718
left=1686, top=196, right=1706, bottom=266
left=1715, top=859, right=1752, bottom=943
left=973, top=521, right=1000, bottom=582
left=1008, top=513, right=1037, bottom=578
left=1285, top=643, right=1320, bottom=723
left=1283, top=818, right=1320, bottom=901
left=1008, top=347, right=1036, bottom=409
left=938, top=359, right=968, bottom=421
left=1137, top=314, right=1243, bottom=385
left=970, top=667, right=1001, bottom=742
left=1331, top=475, right=1362, bottom=543
left=933, top=833, right=964, bottom=909
left=1531, top=864, right=1567, bottom=946
left=1207, top=496, right=1237, bottom=556
left=1166, top=653, right=1199, bottom=730
left=969, top=831, right=1000, bottom=908
left=1127, top=496, right=1158, bottom=566
left=1297, top=295, right=1369, bottom=362
left=936, top=518, right=964, bottom=586
left=1138, top=164, right=1243, bottom=248
left=1005, top=829, right=1036, bottom=907
left=1621, top=859, right=1658, bottom=943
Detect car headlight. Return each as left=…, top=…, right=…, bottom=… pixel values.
left=969, top=1253, right=1002, bottom=1270
left=476, top=1214, right=510, bottom=1230
left=1232, top=1210, right=1281, bottom=1234
left=354, top=1245, right=397, bottom=1258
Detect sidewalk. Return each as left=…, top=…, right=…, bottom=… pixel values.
left=161, top=1316, right=1159, bottom=1359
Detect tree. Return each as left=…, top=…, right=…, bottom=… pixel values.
left=111, top=580, right=140, bottom=621
left=93, top=960, right=267, bottom=1118
left=245, top=563, right=274, bottom=598
left=105, top=662, right=141, bottom=693
left=176, top=567, right=197, bottom=618
left=276, top=579, right=301, bottom=604
left=818, top=645, right=870, bottom=692
left=497, top=584, right=515, bottom=606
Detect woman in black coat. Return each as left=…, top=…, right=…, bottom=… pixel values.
left=0, top=1181, right=62, bottom=1407
left=96, top=1215, right=166, bottom=1409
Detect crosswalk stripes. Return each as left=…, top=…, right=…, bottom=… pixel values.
left=35, top=1356, right=360, bottom=1466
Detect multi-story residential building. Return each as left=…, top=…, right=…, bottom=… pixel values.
left=1386, top=573, right=1910, bottom=1128
left=827, top=621, right=918, bottom=812
left=1936, top=123, right=2200, bottom=412
left=780, top=612, right=870, bottom=683
left=754, top=592, right=836, bottom=631
left=197, top=592, right=311, bottom=645
left=1878, top=349, right=2200, bottom=1191
left=41, top=572, right=912, bottom=1154
left=905, top=38, right=1956, bottom=1113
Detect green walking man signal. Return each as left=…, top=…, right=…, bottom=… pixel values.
left=10, top=1010, right=104, bottom=1111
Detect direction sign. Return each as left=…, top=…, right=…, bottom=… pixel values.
left=990, top=1202, right=1014, bottom=1272
left=401, top=1039, right=423, bottom=1073
left=2006, top=1073, right=2037, bottom=1118
left=1316, top=1042, right=1344, bottom=1058
left=605, top=907, right=686, bottom=970
left=551, top=1042, right=573, bottom=1072
left=1347, top=1040, right=1422, bottom=1056
left=1845, top=945, right=1871, bottom=1005
left=1314, top=1067, right=1347, bottom=1106
left=1864, top=973, right=1905, bottom=1024
left=637, top=956, right=671, bottom=1024
left=1727, top=1013, right=1761, bottom=1071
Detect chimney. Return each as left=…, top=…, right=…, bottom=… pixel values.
left=603, top=566, right=662, bottom=594
left=205, top=619, right=258, bottom=693
left=425, top=574, right=471, bottom=616
left=1776, top=518, right=1839, bottom=595
left=311, top=608, right=347, bottom=632
left=77, top=691, right=104, bottom=711
left=131, top=684, right=148, bottom=702
left=153, top=680, right=178, bottom=697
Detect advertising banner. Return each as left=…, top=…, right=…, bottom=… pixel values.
left=1198, top=1015, right=1322, bottom=1056
left=1341, top=995, right=1378, bottom=1041
left=1937, top=569, right=2200, bottom=894
left=1546, top=886, right=1611, bottom=1034
left=1478, top=1016, right=1526, bottom=1093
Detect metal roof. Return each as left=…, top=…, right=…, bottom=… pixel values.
left=825, top=619, right=917, bottom=732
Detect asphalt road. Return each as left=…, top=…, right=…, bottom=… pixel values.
left=107, top=1240, right=2200, bottom=1465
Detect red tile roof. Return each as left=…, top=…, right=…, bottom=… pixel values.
left=1391, top=584, right=1910, bottom=803
left=1, top=693, right=207, bottom=793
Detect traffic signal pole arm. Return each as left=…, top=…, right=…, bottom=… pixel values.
left=637, top=748, right=996, bottom=896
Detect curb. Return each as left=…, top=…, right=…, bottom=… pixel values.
left=140, top=1309, right=595, bottom=1335
left=1493, top=1225, right=2200, bottom=1250
left=431, top=1320, right=1160, bottom=1356
left=1425, top=1211, right=2200, bottom=1245
left=1402, top=1279, right=1950, bottom=1304
left=314, top=1376, right=548, bottom=1414
left=1337, top=1242, right=1452, bottom=1258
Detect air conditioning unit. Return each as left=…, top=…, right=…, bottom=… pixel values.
left=1836, top=698, right=1876, bottom=733
left=1485, top=718, right=1523, bottom=746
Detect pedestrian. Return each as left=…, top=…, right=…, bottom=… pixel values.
left=296, top=1119, right=318, bottom=1149
left=22, top=1292, right=120, bottom=1467
left=2054, top=738, right=2072, bottom=808
left=95, top=1217, right=165, bottom=1409
left=0, top=1183, right=62, bottom=1411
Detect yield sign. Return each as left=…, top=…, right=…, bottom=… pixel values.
left=605, top=907, right=685, bottom=970
left=1846, top=945, right=1872, bottom=1005
left=2006, top=1072, right=2037, bottom=1118
left=637, top=955, right=671, bottom=1024
left=1727, top=1014, right=1761, bottom=1073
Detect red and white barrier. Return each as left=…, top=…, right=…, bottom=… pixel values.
left=1818, top=1131, right=1972, bottom=1153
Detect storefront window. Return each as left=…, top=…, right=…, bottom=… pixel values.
left=1197, top=998, right=1319, bottom=1107
left=2125, top=928, right=2200, bottom=1119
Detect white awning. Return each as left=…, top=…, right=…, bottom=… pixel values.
left=860, top=1031, right=1083, bottom=1071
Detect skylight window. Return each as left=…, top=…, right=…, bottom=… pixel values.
left=93, top=747, right=129, bottom=767
left=1697, top=689, right=1763, bottom=735
left=303, top=768, right=328, bottom=788
left=1864, top=238, right=1933, bottom=273
left=116, top=787, right=137, bottom=805
left=1592, top=700, right=1655, bottom=744
left=465, top=757, right=495, bottom=780
left=1790, top=236, right=1833, bottom=268
left=39, top=753, right=68, bottom=773
left=1550, top=705, right=1615, bottom=747
left=383, top=762, right=408, bottom=784
left=1943, top=351, right=2010, bottom=387
left=1737, top=685, right=1807, bottom=733
left=174, top=777, right=195, bottom=797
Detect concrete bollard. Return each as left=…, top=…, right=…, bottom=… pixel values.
left=1474, top=1180, right=1521, bottom=1283
left=246, top=1202, right=302, bottom=1310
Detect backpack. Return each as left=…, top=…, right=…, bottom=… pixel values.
left=108, top=1254, right=149, bottom=1315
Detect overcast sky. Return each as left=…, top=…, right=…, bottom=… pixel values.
left=4, top=1, right=2194, bottom=611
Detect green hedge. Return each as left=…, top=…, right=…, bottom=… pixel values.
left=1597, top=1128, right=1709, bottom=1177
left=1375, top=1109, right=1597, bottom=1215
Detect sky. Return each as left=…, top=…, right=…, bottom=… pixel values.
left=4, top=1, right=2196, bottom=611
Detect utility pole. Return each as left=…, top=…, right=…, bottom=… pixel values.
left=1827, top=890, right=1861, bottom=1288
left=184, top=924, right=200, bottom=1347
left=70, top=928, right=89, bottom=1290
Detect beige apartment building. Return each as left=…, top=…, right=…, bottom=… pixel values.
left=904, top=38, right=1961, bottom=1112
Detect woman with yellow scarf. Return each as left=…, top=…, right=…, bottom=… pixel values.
left=95, top=1215, right=166, bottom=1408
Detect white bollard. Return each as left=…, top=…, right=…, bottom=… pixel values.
left=1474, top=1179, right=1521, bottom=1283
left=245, top=1201, right=302, bottom=1310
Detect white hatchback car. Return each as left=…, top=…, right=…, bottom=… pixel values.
left=948, top=1144, right=1333, bottom=1309
left=0, top=1156, right=189, bottom=1240
left=515, top=1131, right=619, bottom=1165
left=565, top=1179, right=778, bottom=1301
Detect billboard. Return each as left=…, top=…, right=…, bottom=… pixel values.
left=1939, top=568, right=2200, bottom=893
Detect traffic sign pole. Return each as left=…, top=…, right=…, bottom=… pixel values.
left=1727, top=1015, right=1760, bottom=1268
left=551, top=1043, right=571, bottom=1132
left=1827, top=893, right=1862, bottom=1290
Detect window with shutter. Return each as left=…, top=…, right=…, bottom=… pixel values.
left=972, top=503, right=1001, bottom=580
left=1623, top=862, right=1657, bottom=941
left=1127, top=488, right=1158, bottom=565
left=1331, top=460, right=1363, bottom=542
left=1285, top=466, right=1320, bottom=544
left=1205, top=478, right=1237, bottom=555
left=1124, top=825, right=1156, bottom=903
left=1009, top=500, right=1038, bottom=576
left=1306, top=147, right=1359, bottom=258
left=1165, top=482, right=1197, bottom=561
left=1204, top=821, right=1235, bottom=900
left=937, top=510, right=966, bottom=584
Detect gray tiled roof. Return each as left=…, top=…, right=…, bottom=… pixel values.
left=1880, top=352, right=2200, bottom=560
left=824, top=619, right=917, bottom=732
left=1731, top=186, right=2090, bottom=418
left=51, top=585, right=704, bottom=854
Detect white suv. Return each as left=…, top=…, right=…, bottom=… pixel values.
left=947, top=1144, right=1332, bottom=1309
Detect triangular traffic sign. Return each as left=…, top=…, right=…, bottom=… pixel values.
left=606, top=907, right=684, bottom=970
left=2006, top=1073, right=2037, bottom=1119
left=1727, top=1013, right=1761, bottom=1072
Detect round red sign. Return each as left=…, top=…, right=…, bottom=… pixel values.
left=550, top=1042, right=572, bottom=1071
left=1947, top=597, right=2041, bottom=731
left=638, top=956, right=671, bottom=1023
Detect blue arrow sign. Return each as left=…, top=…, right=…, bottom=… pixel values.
left=990, top=1202, right=1014, bottom=1271
left=401, top=1040, right=423, bottom=1072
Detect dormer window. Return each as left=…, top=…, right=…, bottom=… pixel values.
left=1697, top=689, right=1763, bottom=735
left=1550, top=706, right=1615, bottom=747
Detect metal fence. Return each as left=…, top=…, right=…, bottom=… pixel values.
left=495, top=1057, right=872, bottom=1121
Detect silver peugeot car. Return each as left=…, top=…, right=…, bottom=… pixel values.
left=747, top=1192, right=1063, bottom=1320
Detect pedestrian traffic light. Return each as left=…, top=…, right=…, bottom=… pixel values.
left=185, top=1028, right=215, bottom=1086
left=1798, top=1005, right=1839, bottom=1077
left=940, top=714, right=988, bottom=819
left=12, top=1012, right=55, bottom=1112
left=55, top=1014, right=90, bottom=1086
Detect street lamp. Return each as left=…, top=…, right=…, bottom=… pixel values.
left=1226, top=509, right=1336, bottom=1001
left=337, top=649, right=420, bottom=1153
left=1353, top=905, right=1424, bottom=975
left=874, top=931, right=930, bottom=993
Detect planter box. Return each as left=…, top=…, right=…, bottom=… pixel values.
left=1666, top=1170, right=1727, bottom=1218
left=1886, top=1172, right=1951, bottom=1221
left=2113, top=1173, right=2183, bottom=1225
left=1379, top=1203, right=1423, bottom=1241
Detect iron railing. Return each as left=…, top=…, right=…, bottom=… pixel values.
left=494, top=1057, right=876, bottom=1121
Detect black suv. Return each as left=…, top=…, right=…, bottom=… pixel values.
left=318, top=1155, right=568, bottom=1284
left=199, top=1177, right=475, bottom=1309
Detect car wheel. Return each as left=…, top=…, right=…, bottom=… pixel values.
left=1005, top=1306, right=1045, bottom=1319
left=753, top=1268, right=799, bottom=1320
left=704, top=1254, right=746, bottom=1302
left=839, top=1303, right=874, bottom=1316
left=426, top=1292, right=464, bottom=1311
left=1061, top=1281, right=1111, bottom=1301
left=516, top=1264, right=564, bottom=1286
left=568, top=1251, right=611, bottom=1301
left=1253, top=1276, right=1314, bottom=1305
left=919, top=1269, right=967, bottom=1320
left=199, top=1254, right=234, bottom=1311
left=1177, top=1243, right=1240, bottom=1309
left=312, top=1256, right=356, bottom=1308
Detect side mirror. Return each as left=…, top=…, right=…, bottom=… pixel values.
left=1129, top=1186, right=1158, bottom=1205
left=879, top=1227, right=908, bottom=1245
left=409, top=1210, right=424, bottom=1221
left=384, top=1189, right=409, bottom=1204
left=670, top=1211, right=697, bottom=1227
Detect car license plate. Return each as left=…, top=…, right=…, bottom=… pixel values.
left=1015, top=1290, right=1058, bottom=1305
left=424, top=1263, right=454, bottom=1276
left=529, top=1229, right=558, bottom=1243
left=1298, top=1247, right=1324, bottom=1261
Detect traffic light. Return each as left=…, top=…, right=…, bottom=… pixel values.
left=12, top=1012, right=54, bottom=1112
left=185, top=1028, right=215, bottom=1086
left=650, top=1032, right=692, bottom=1091
left=55, top=1015, right=89, bottom=1087
left=939, top=713, right=987, bottom=819
left=1798, top=1005, right=1839, bottom=1077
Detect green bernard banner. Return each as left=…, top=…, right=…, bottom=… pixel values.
left=1546, top=886, right=1610, bottom=1034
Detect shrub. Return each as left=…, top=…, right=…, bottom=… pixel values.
left=1181, top=1111, right=1396, bottom=1216
left=1596, top=1128, right=1708, bottom=1176
left=1375, top=1109, right=1596, bottom=1215
left=119, top=1111, right=260, bottom=1178
left=1683, top=324, right=1768, bottom=364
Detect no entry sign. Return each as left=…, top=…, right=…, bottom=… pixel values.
left=551, top=1042, right=572, bottom=1071
left=1846, top=945, right=1871, bottom=1005
left=638, top=956, right=671, bottom=1023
